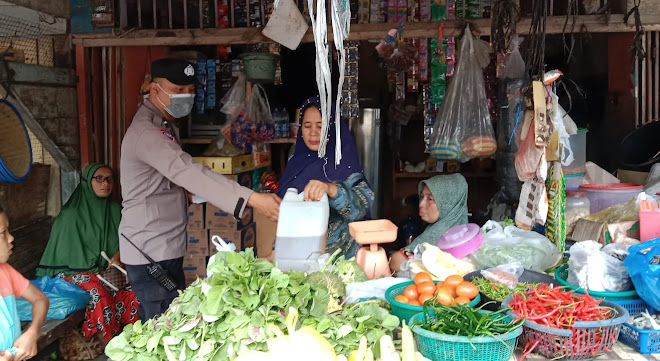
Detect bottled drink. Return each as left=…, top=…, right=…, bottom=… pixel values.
left=282, top=108, right=291, bottom=138
left=273, top=108, right=283, bottom=138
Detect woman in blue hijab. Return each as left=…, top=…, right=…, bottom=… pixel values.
left=277, top=96, right=373, bottom=257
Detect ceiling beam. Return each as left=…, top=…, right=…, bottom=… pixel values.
left=71, top=14, right=660, bottom=47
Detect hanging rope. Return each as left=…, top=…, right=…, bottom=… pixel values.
left=490, top=0, right=519, bottom=57
left=526, top=0, right=548, bottom=79
left=624, top=0, right=646, bottom=67
left=331, top=0, right=351, bottom=166
left=308, top=0, right=332, bottom=160
left=562, top=0, right=579, bottom=64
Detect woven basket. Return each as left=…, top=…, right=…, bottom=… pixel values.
left=59, top=329, right=104, bottom=361
left=0, top=99, right=32, bottom=182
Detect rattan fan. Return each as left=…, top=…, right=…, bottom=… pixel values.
left=0, top=99, right=32, bottom=182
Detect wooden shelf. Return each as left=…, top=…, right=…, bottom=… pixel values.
left=181, top=138, right=213, bottom=144
left=265, top=138, right=296, bottom=144
left=394, top=171, right=495, bottom=179
left=72, top=15, right=660, bottom=47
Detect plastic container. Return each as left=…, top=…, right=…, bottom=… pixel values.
left=565, top=128, right=587, bottom=175
left=350, top=220, right=398, bottom=279
left=239, top=52, right=279, bottom=83
left=409, top=310, right=522, bottom=361
left=385, top=281, right=480, bottom=325
left=274, top=188, right=329, bottom=272
left=565, top=190, right=590, bottom=234
left=619, top=308, right=660, bottom=354
left=564, top=173, right=584, bottom=190
left=463, top=269, right=557, bottom=311
left=435, top=223, right=483, bottom=258
left=502, top=296, right=629, bottom=360
left=640, top=211, right=660, bottom=242
left=579, top=183, right=643, bottom=213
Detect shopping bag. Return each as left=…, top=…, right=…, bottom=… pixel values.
left=624, top=237, right=660, bottom=311
left=16, top=276, right=89, bottom=321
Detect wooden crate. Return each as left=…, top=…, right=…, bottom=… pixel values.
left=194, top=154, right=254, bottom=175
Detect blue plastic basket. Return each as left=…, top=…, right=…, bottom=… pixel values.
left=619, top=307, right=660, bottom=354
left=409, top=311, right=522, bottom=361
left=608, top=298, right=655, bottom=317
left=502, top=296, right=629, bottom=360
left=385, top=281, right=480, bottom=325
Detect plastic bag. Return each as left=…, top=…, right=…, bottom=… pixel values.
left=403, top=243, right=475, bottom=281
left=16, top=277, right=89, bottom=321
left=481, top=262, right=524, bottom=289
left=220, top=72, right=247, bottom=123
left=344, top=278, right=409, bottom=303
left=207, top=235, right=237, bottom=278
left=515, top=116, right=544, bottom=181
left=471, top=221, right=562, bottom=272
left=625, top=237, right=660, bottom=311
left=246, top=83, right=272, bottom=123
left=567, top=241, right=632, bottom=292
left=429, top=25, right=496, bottom=162
left=501, top=35, right=525, bottom=79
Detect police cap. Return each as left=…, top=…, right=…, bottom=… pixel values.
left=151, top=58, right=196, bottom=85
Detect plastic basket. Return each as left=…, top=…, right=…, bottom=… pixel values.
left=238, top=52, right=279, bottom=83
left=554, top=265, right=638, bottom=300
left=619, top=323, right=660, bottom=354
left=608, top=298, right=656, bottom=317
left=502, top=296, right=629, bottom=360
left=409, top=311, right=522, bottom=361
left=385, top=281, right=480, bottom=325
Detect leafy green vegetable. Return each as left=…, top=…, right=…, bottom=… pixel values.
left=334, top=259, right=369, bottom=284
left=308, top=271, right=346, bottom=313
left=301, top=301, right=399, bottom=355
left=105, top=249, right=330, bottom=361
left=471, top=276, right=542, bottom=301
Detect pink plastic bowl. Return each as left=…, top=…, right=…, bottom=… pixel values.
left=436, top=223, right=483, bottom=258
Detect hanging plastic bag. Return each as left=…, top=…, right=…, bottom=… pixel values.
left=246, top=83, right=273, bottom=124
left=472, top=221, right=562, bottom=272
left=501, top=35, right=525, bottom=79
left=568, top=241, right=632, bottom=292
left=548, top=92, right=574, bottom=166
left=16, top=277, right=89, bottom=321
left=515, top=115, right=544, bottom=181
left=430, top=25, right=496, bottom=162
left=481, top=262, right=525, bottom=289
left=625, top=238, right=660, bottom=311
left=261, top=0, right=309, bottom=50
left=220, top=72, right=247, bottom=123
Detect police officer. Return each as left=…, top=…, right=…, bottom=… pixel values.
left=119, top=58, right=281, bottom=321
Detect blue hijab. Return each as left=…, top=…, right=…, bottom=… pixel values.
left=277, top=97, right=363, bottom=197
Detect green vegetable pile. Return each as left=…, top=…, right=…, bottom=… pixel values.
left=417, top=304, right=523, bottom=338
left=105, top=249, right=389, bottom=361
left=471, top=276, right=541, bottom=301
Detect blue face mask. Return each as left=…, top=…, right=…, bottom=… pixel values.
left=156, top=83, right=195, bottom=118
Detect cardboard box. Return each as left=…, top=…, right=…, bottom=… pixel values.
left=254, top=210, right=277, bottom=258
left=617, top=169, right=649, bottom=186
left=206, top=204, right=253, bottom=229
left=182, top=254, right=207, bottom=285
left=187, top=229, right=210, bottom=256
left=209, top=222, right=256, bottom=253
left=188, top=203, right=205, bottom=229
left=253, top=150, right=272, bottom=168
left=194, top=154, right=254, bottom=175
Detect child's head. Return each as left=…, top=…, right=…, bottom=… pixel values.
left=0, top=204, right=13, bottom=263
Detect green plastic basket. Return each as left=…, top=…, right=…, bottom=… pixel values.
left=385, top=281, right=480, bottom=325
left=554, top=264, right=638, bottom=300
left=409, top=311, right=522, bottom=361
left=238, top=52, right=279, bottom=83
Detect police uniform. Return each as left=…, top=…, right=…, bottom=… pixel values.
left=119, top=59, right=253, bottom=320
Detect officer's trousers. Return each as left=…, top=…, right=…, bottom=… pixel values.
left=125, top=257, right=186, bottom=321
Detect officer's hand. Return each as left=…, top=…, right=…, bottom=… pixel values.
left=248, top=193, right=281, bottom=222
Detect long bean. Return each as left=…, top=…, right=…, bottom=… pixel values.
left=417, top=304, right=524, bottom=338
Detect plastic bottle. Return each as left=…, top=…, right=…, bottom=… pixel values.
left=273, top=108, right=282, bottom=138
left=282, top=108, right=291, bottom=138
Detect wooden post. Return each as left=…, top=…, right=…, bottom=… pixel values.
left=76, top=45, right=93, bottom=169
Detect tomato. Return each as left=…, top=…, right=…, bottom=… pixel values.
left=444, top=275, right=464, bottom=289
left=408, top=300, right=421, bottom=306
left=454, top=296, right=471, bottom=305
left=455, top=281, right=479, bottom=300
left=394, top=295, right=409, bottom=304
left=403, top=285, right=419, bottom=301
left=418, top=293, right=435, bottom=305
left=414, top=272, right=433, bottom=286
left=417, top=281, right=436, bottom=295
left=434, top=287, right=455, bottom=306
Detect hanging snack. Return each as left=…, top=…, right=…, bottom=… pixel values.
left=545, top=162, right=566, bottom=252
left=532, top=81, right=552, bottom=146
left=463, top=135, right=497, bottom=157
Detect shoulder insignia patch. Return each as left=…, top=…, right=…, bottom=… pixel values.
left=160, top=128, right=176, bottom=142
